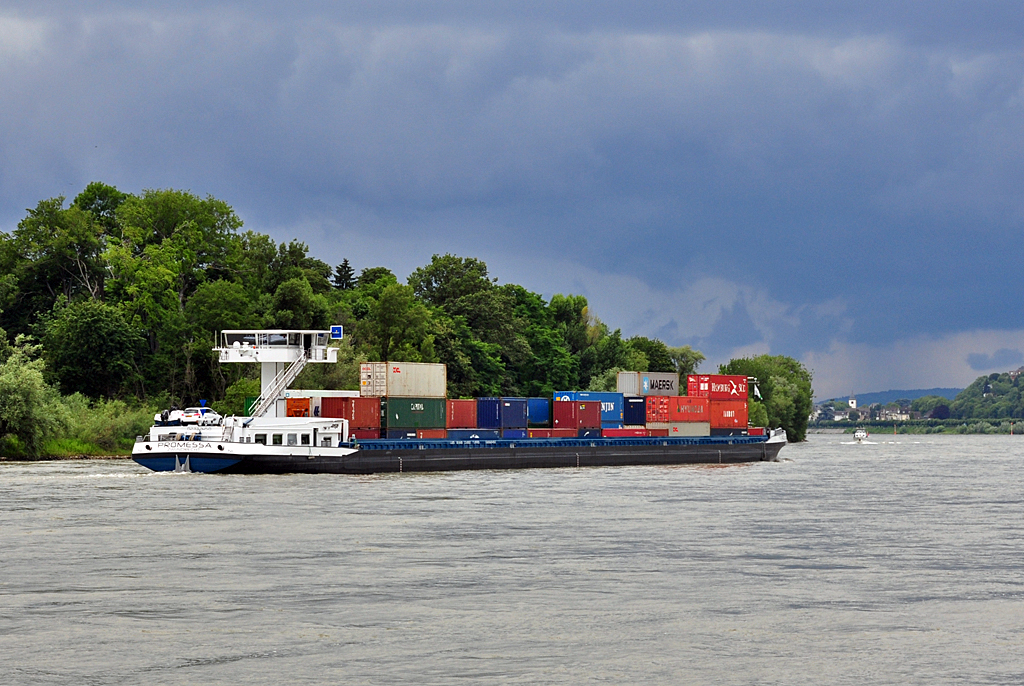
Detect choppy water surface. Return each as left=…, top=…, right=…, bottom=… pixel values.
left=2, top=435, right=1023, bottom=684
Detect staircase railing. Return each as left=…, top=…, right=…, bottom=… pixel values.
left=248, top=354, right=309, bottom=418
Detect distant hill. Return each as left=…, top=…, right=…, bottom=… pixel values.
left=823, top=388, right=963, bottom=406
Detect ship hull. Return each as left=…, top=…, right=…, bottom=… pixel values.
left=134, top=436, right=784, bottom=475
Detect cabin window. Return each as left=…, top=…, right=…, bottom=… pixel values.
left=255, top=434, right=266, bottom=445
left=287, top=433, right=297, bottom=446
left=268, top=333, right=288, bottom=346
left=301, top=433, right=310, bottom=446
left=272, top=434, right=283, bottom=445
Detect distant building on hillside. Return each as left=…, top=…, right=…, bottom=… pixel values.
left=848, top=396, right=857, bottom=409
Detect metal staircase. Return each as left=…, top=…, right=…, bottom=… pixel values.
left=247, top=354, right=309, bottom=418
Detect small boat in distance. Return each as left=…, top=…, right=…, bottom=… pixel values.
left=854, top=428, right=869, bottom=443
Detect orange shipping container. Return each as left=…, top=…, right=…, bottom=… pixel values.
left=668, top=396, right=709, bottom=422
left=286, top=398, right=310, bottom=417
left=416, top=429, right=447, bottom=439
left=709, top=400, right=748, bottom=429
left=645, top=395, right=670, bottom=423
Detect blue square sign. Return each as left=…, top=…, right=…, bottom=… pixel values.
left=330, top=325, right=344, bottom=339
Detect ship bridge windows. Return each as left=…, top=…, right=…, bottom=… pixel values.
left=254, top=434, right=266, bottom=445
left=224, top=333, right=257, bottom=347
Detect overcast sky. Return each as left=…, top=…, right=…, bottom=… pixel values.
left=2, top=2, right=1023, bottom=398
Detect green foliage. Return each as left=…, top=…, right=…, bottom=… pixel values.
left=59, top=393, right=159, bottom=453
left=212, top=377, right=261, bottom=417
left=333, top=259, right=355, bottom=290
left=748, top=399, right=769, bottom=428
left=42, top=299, right=143, bottom=397
left=720, top=355, right=813, bottom=442
left=667, top=345, right=705, bottom=378
left=0, top=338, right=71, bottom=457
left=949, top=373, right=1024, bottom=419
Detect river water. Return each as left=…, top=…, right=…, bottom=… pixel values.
left=2, top=434, right=1023, bottom=685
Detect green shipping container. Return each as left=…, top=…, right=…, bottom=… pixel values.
left=244, top=396, right=259, bottom=416
left=382, top=397, right=446, bottom=429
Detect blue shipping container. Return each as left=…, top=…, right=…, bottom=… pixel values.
left=447, top=429, right=501, bottom=440
left=385, top=429, right=418, bottom=440
left=502, top=429, right=528, bottom=439
left=623, top=395, right=646, bottom=425
left=572, top=391, right=624, bottom=424
left=500, top=397, right=528, bottom=428
left=476, top=398, right=501, bottom=429
left=601, top=421, right=624, bottom=430
left=527, top=397, right=551, bottom=427
left=577, top=428, right=602, bottom=438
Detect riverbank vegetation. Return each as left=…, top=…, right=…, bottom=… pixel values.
left=0, top=183, right=813, bottom=457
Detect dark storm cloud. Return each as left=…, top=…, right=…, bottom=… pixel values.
left=1, top=2, right=1023, bottom=396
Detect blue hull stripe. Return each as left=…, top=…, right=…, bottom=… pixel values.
left=133, top=456, right=242, bottom=473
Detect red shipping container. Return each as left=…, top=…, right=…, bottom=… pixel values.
left=647, top=428, right=669, bottom=437
left=747, top=427, right=765, bottom=436
left=446, top=399, right=477, bottom=428
left=528, top=428, right=552, bottom=438
left=550, top=428, right=578, bottom=438
left=709, top=400, right=748, bottom=429
left=349, top=428, right=381, bottom=440
left=602, top=428, right=649, bottom=437
left=646, top=395, right=670, bottom=423
left=668, top=396, right=709, bottom=422
left=417, top=429, right=447, bottom=439
left=321, top=396, right=381, bottom=428
left=687, top=375, right=748, bottom=400
left=552, top=401, right=602, bottom=429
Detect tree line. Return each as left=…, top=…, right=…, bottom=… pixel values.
left=0, top=183, right=813, bottom=455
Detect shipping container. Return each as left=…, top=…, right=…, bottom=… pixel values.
left=360, top=361, right=447, bottom=398
left=385, top=397, right=446, bottom=429
left=646, top=422, right=668, bottom=429
left=709, top=399, right=749, bottom=429
left=667, top=422, right=711, bottom=437
left=645, top=395, right=671, bottom=423
left=349, top=428, right=381, bottom=440
left=577, top=428, right=602, bottom=438
left=385, top=429, right=418, bottom=440
left=616, top=371, right=679, bottom=396
left=668, top=396, right=710, bottom=422
left=687, top=374, right=748, bottom=400
left=447, top=429, right=501, bottom=440
left=417, top=429, right=447, bottom=439
left=500, top=398, right=528, bottom=429
left=244, top=396, right=258, bottom=416
left=527, top=397, right=551, bottom=427
left=446, top=399, right=477, bottom=428
left=623, top=396, right=647, bottom=425
left=647, top=428, right=670, bottom=437
left=286, top=398, right=310, bottom=417
left=553, top=391, right=624, bottom=424
left=321, top=396, right=381, bottom=428
left=502, top=429, right=528, bottom=439
left=527, top=428, right=552, bottom=438
left=552, top=400, right=601, bottom=429
left=476, top=398, right=501, bottom=429
left=601, top=421, right=624, bottom=430
left=602, top=427, right=649, bottom=438
left=550, top=428, right=578, bottom=438
left=747, top=427, right=765, bottom=436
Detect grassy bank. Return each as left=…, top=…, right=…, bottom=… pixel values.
left=0, top=396, right=158, bottom=460
left=816, top=419, right=1024, bottom=435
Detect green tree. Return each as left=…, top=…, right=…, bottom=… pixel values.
left=333, top=259, right=355, bottom=290
left=356, top=282, right=436, bottom=362
left=42, top=299, right=143, bottom=398
left=667, top=345, right=705, bottom=379
left=626, top=337, right=675, bottom=372
left=0, top=337, right=71, bottom=457
left=719, top=355, right=813, bottom=442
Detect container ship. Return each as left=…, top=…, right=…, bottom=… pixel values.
left=132, top=329, right=786, bottom=474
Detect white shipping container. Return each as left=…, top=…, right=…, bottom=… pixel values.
left=360, top=362, right=447, bottom=398
left=667, top=422, right=711, bottom=437
left=616, top=371, right=679, bottom=396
